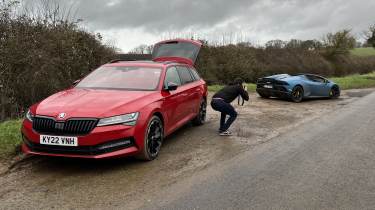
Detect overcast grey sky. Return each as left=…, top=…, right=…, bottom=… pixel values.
left=32, top=0, right=375, bottom=52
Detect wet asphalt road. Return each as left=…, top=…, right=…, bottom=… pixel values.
left=142, top=91, right=375, bottom=210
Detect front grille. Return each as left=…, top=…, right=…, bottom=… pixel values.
left=23, top=136, right=135, bottom=156
left=33, top=117, right=98, bottom=135
left=274, top=86, right=287, bottom=92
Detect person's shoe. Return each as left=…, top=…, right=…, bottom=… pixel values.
left=219, top=130, right=232, bottom=136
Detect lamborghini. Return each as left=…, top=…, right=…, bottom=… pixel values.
left=256, top=74, right=340, bottom=102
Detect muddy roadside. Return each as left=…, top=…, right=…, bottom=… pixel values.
left=0, top=88, right=373, bottom=210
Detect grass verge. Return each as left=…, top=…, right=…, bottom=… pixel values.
left=0, top=119, right=22, bottom=159
left=331, top=72, right=375, bottom=90
left=208, top=83, right=256, bottom=92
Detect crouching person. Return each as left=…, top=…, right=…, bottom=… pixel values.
left=211, top=78, right=249, bottom=136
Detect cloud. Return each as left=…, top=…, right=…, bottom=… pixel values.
left=24, top=0, right=375, bottom=51
left=71, top=0, right=260, bottom=32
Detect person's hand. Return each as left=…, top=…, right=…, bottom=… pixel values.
left=243, top=84, right=248, bottom=91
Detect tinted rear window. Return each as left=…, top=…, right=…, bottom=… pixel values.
left=176, top=66, right=194, bottom=84
left=152, top=41, right=200, bottom=61
left=190, top=67, right=201, bottom=81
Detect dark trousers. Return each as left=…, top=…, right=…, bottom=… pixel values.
left=211, top=99, right=237, bottom=132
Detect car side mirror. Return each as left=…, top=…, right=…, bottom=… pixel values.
left=166, top=82, right=178, bottom=91
left=73, top=79, right=81, bottom=86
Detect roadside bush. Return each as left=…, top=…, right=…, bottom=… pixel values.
left=0, top=1, right=116, bottom=121
left=196, top=44, right=337, bottom=84
left=196, top=37, right=375, bottom=85
left=1, top=1, right=375, bottom=121
left=322, top=30, right=356, bottom=59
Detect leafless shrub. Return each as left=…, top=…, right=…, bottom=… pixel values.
left=0, top=0, right=116, bottom=121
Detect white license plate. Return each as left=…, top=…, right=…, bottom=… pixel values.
left=264, top=85, right=273, bottom=89
left=40, top=135, right=78, bottom=147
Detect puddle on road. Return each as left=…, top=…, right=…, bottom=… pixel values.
left=346, top=90, right=373, bottom=98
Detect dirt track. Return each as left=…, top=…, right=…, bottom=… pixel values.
left=0, top=89, right=373, bottom=210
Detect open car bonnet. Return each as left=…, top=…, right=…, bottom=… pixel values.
left=152, top=39, right=202, bottom=66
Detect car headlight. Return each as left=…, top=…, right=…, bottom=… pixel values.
left=25, top=109, right=34, bottom=122
left=97, top=112, right=139, bottom=127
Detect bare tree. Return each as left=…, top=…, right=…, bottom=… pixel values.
left=322, top=29, right=356, bottom=58
left=129, top=44, right=153, bottom=54
left=0, top=0, right=115, bottom=121
left=129, top=44, right=148, bottom=54
left=365, top=24, right=375, bottom=48
left=265, top=40, right=287, bottom=49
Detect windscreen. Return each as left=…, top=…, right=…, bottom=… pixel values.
left=76, top=66, right=162, bottom=91
left=152, top=41, right=200, bottom=62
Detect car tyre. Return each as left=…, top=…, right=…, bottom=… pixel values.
left=259, top=93, right=271, bottom=98
left=192, top=99, right=207, bottom=126
left=329, top=85, right=340, bottom=99
left=291, top=86, right=304, bottom=103
left=136, top=115, right=163, bottom=161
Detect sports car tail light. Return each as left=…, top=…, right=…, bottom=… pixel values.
left=32, top=117, right=98, bottom=135
left=257, top=78, right=289, bottom=86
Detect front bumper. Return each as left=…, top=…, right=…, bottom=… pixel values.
left=21, top=120, right=142, bottom=159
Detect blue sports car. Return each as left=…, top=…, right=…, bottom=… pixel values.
left=256, top=74, right=340, bottom=102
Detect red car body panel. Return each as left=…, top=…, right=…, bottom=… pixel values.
left=21, top=39, right=207, bottom=159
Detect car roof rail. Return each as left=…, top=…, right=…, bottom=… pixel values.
left=108, top=59, right=134, bottom=63
left=162, top=61, right=177, bottom=65
left=108, top=60, right=160, bottom=64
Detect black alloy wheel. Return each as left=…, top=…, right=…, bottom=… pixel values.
left=329, top=86, right=340, bottom=99
left=291, top=86, right=304, bottom=103
left=259, top=93, right=271, bottom=98
left=193, top=100, right=207, bottom=126
left=137, top=116, right=163, bottom=161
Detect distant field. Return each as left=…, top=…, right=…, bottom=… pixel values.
left=351, top=47, right=375, bottom=57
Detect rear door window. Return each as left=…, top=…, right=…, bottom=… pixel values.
left=165, top=66, right=182, bottom=87
left=176, top=66, right=194, bottom=85
left=313, top=76, right=326, bottom=83
left=189, top=67, right=201, bottom=81
left=306, top=75, right=325, bottom=83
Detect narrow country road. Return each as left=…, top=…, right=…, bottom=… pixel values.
left=142, top=91, right=375, bottom=210
left=0, top=89, right=373, bottom=210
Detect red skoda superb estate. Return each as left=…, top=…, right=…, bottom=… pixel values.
left=21, top=39, right=207, bottom=160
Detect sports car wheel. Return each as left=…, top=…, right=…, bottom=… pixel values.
left=192, top=100, right=207, bottom=126
left=291, top=86, right=304, bottom=103
left=137, top=116, right=163, bottom=161
left=329, top=86, right=340, bottom=99
left=259, top=93, right=270, bottom=98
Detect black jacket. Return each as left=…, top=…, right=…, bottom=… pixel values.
left=212, top=84, right=249, bottom=103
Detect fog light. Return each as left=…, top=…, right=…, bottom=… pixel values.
left=97, top=139, right=132, bottom=150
